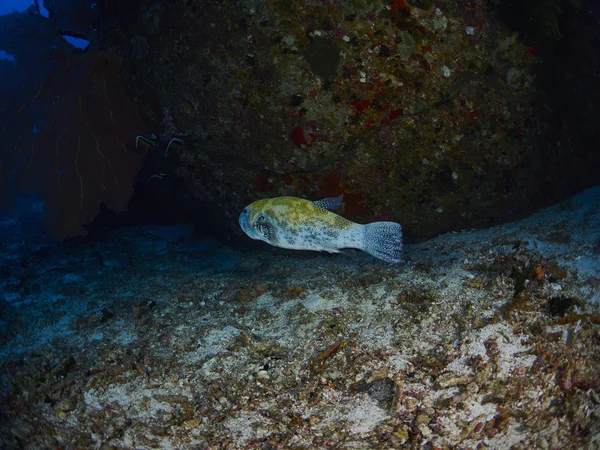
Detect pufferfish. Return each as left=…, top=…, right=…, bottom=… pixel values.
left=239, top=195, right=403, bottom=263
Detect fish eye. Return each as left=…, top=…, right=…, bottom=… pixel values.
left=257, top=223, right=272, bottom=239
left=243, top=208, right=248, bottom=214
left=254, top=215, right=273, bottom=240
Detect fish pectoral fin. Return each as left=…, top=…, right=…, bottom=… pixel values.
left=314, top=194, right=344, bottom=211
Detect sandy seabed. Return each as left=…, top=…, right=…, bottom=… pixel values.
left=1, top=188, right=599, bottom=449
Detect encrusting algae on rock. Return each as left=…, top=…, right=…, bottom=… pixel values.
left=239, top=195, right=403, bottom=263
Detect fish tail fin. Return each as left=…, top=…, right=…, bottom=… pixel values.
left=362, top=222, right=403, bottom=263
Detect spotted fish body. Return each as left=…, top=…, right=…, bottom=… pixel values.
left=239, top=195, right=403, bottom=263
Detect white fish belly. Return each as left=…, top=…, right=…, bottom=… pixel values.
left=278, top=224, right=363, bottom=253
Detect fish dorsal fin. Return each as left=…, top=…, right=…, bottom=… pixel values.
left=314, top=194, right=344, bottom=211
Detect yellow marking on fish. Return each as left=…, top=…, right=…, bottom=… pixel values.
left=249, top=197, right=352, bottom=230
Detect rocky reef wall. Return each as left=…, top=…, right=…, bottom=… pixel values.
left=105, top=0, right=599, bottom=241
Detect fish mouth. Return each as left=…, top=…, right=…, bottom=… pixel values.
left=239, top=211, right=253, bottom=237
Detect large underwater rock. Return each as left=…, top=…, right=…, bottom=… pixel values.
left=107, top=0, right=597, bottom=241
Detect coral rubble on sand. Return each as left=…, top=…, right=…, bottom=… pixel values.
left=1, top=188, right=599, bottom=449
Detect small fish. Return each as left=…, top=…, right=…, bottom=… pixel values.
left=239, top=195, right=403, bottom=263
